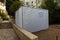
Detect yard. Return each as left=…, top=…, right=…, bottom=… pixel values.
left=0, top=21, right=60, bottom=40
left=0, top=0, right=60, bottom=40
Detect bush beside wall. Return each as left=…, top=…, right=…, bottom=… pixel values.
left=6, top=0, right=23, bottom=18
left=39, top=0, right=60, bottom=24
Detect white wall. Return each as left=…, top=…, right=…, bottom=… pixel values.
left=15, top=7, right=23, bottom=28
left=15, top=6, right=49, bottom=32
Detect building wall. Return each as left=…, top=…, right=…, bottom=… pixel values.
left=20, top=0, right=42, bottom=8
left=20, top=0, right=59, bottom=8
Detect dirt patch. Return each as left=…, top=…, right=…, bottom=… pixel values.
left=32, top=25, right=60, bottom=40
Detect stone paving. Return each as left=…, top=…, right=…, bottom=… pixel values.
left=0, top=29, right=20, bottom=40
left=0, top=21, right=20, bottom=40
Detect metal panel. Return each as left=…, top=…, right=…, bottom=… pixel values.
left=15, top=6, right=48, bottom=32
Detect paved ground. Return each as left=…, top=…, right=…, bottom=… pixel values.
left=0, top=29, right=20, bottom=40
left=32, top=25, right=60, bottom=40
left=0, top=22, right=20, bottom=40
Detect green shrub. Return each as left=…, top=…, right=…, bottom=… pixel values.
left=6, top=0, right=23, bottom=18
left=0, top=10, right=9, bottom=20
left=39, top=0, right=58, bottom=24
left=9, top=1, right=23, bottom=13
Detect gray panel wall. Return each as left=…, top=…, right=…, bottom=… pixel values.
left=15, top=6, right=49, bottom=32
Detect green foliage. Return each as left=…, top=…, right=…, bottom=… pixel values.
left=6, top=0, right=23, bottom=18
left=9, top=1, right=23, bottom=13
left=1, top=12, right=8, bottom=20
left=39, top=0, right=59, bottom=24
left=39, top=0, right=58, bottom=12
left=0, top=10, right=9, bottom=20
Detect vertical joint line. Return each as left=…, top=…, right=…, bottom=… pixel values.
left=22, top=7, right=23, bottom=28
